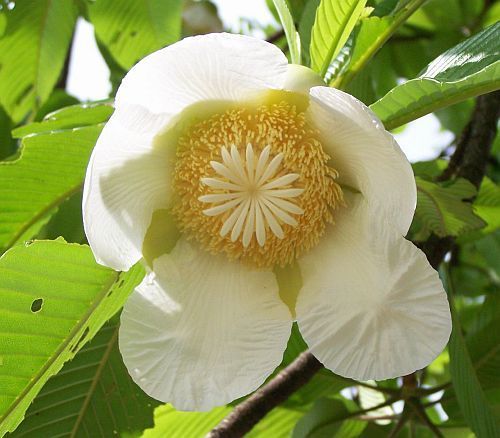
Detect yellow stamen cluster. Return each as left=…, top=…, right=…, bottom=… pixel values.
left=173, top=100, right=343, bottom=267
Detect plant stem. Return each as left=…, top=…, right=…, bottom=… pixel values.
left=332, top=0, right=428, bottom=90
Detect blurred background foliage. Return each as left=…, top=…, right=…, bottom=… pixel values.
left=0, top=0, right=499, bottom=437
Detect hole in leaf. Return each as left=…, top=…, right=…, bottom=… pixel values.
left=31, top=298, right=43, bottom=313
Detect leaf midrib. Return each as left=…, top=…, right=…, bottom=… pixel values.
left=70, top=325, right=119, bottom=437
left=317, top=0, right=362, bottom=77
left=417, top=183, right=447, bottom=236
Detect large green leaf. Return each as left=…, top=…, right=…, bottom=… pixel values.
left=447, top=272, right=500, bottom=437
left=143, top=403, right=303, bottom=438
left=273, top=0, right=301, bottom=64
left=0, top=0, right=78, bottom=122
left=88, top=0, right=183, bottom=70
left=0, top=103, right=112, bottom=253
left=142, top=405, right=230, bottom=438
left=412, top=177, right=486, bottom=241
left=0, top=240, right=144, bottom=435
left=310, top=0, right=367, bottom=78
left=370, top=22, right=500, bottom=130
left=10, top=317, right=158, bottom=438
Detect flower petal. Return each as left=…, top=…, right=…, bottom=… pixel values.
left=119, top=239, right=292, bottom=411
left=296, top=194, right=451, bottom=381
left=307, top=87, right=416, bottom=235
left=82, top=111, right=175, bottom=271
left=116, top=33, right=289, bottom=115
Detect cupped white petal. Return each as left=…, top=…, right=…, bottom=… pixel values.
left=116, top=33, right=289, bottom=116
left=296, top=194, right=451, bottom=381
left=307, top=87, right=416, bottom=235
left=283, top=64, right=325, bottom=94
left=82, top=109, right=175, bottom=271
left=119, top=239, right=292, bottom=411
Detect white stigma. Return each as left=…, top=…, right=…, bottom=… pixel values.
left=199, top=144, right=304, bottom=247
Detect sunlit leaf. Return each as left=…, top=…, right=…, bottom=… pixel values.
left=0, top=240, right=144, bottom=435
left=0, top=103, right=112, bottom=253
left=273, top=0, right=301, bottom=64
left=88, top=0, right=183, bottom=70
left=371, top=23, right=500, bottom=129
left=310, top=0, right=367, bottom=77
left=0, top=0, right=78, bottom=122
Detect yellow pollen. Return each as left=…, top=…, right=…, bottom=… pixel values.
left=173, top=100, right=344, bottom=267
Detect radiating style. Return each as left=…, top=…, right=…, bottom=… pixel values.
left=83, top=33, right=452, bottom=411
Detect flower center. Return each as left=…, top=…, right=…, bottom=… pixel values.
left=173, top=99, right=344, bottom=267
left=199, top=144, right=304, bottom=247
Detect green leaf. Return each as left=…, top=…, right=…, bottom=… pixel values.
left=467, top=294, right=500, bottom=389
left=10, top=317, right=159, bottom=438
left=0, top=240, right=144, bottom=435
left=446, top=270, right=500, bottom=437
left=12, top=102, right=114, bottom=138
left=472, top=178, right=500, bottom=236
left=142, top=405, right=230, bottom=438
left=298, top=0, right=320, bottom=66
left=413, top=177, right=486, bottom=241
left=331, top=0, right=427, bottom=89
left=0, top=103, right=112, bottom=253
left=273, top=0, right=301, bottom=64
left=310, top=0, right=368, bottom=77
left=143, top=401, right=302, bottom=438
left=370, top=22, right=500, bottom=130
left=0, top=0, right=78, bottom=122
left=88, top=0, right=183, bottom=70
left=293, top=398, right=367, bottom=437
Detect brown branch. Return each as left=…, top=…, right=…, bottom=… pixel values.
left=439, top=91, right=500, bottom=187
left=207, top=352, right=322, bottom=438
left=208, top=91, right=500, bottom=438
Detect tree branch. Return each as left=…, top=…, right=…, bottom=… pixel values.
left=207, top=352, right=322, bottom=438
left=208, top=91, right=500, bottom=438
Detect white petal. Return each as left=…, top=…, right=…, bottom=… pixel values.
left=296, top=195, right=451, bottom=381
left=119, top=239, right=292, bottom=411
left=283, top=64, right=325, bottom=94
left=307, top=87, right=416, bottom=236
left=116, top=33, right=289, bottom=116
left=82, top=111, right=174, bottom=271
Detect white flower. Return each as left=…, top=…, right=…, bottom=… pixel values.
left=83, top=33, right=452, bottom=411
